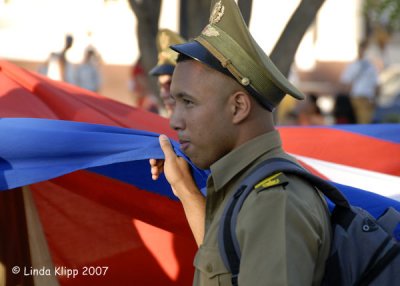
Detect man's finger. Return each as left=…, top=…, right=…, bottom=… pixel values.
left=159, top=134, right=176, bottom=159
left=149, top=158, right=157, bottom=166
left=151, top=165, right=160, bottom=180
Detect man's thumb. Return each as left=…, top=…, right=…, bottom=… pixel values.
left=159, top=135, right=175, bottom=159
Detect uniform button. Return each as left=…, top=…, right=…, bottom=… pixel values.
left=206, top=263, right=213, bottom=273
left=241, top=77, right=250, bottom=86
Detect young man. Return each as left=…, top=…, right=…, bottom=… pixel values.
left=150, top=0, right=331, bottom=285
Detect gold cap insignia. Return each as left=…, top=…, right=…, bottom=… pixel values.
left=202, top=1, right=225, bottom=37
left=202, top=25, right=220, bottom=37
left=209, top=1, right=225, bottom=24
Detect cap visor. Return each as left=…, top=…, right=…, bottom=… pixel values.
left=149, top=64, right=175, bottom=76
left=171, top=41, right=233, bottom=78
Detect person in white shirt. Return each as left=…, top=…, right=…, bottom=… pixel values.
left=340, top=40, right=379, bottom=123
left=38, top=35, right=76, bottom=85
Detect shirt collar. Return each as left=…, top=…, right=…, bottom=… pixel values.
left=210, top=130, right=282, bottom=191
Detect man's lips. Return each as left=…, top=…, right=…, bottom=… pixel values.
left=179, top=139, right=190, bottom=151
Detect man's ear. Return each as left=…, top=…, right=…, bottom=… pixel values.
left=230, top=91, right=252, bottom=124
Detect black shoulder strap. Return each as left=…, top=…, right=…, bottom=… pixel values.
left=218, top=157, right=350, bottom=286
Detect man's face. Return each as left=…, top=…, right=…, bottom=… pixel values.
left=158, top=74, right=174, bottom=115
left=170, top=60, right=235, bottom=169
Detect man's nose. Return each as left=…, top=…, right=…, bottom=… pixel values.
left=169, top=106, right=184, bottom=131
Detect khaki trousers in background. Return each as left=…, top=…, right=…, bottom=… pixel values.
left=351, top=97, right=374, bottom=124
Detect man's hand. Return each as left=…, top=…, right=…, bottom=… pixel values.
left=149, top=135, right=197, bottom=199
left=149, top=134, right=206, bottom=246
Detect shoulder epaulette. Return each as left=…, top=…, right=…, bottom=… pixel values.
left=254, top=172, right=289, bottom=192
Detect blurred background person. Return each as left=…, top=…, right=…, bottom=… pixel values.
left=149, top=29, right=185, bottom=118
left=129, top=58, right=159, bottom=113
left=76, top=48, right=102, bottom=92
left=38, top=34, right=76, bottom=84
left=333, top=92, right=357, bottom=124
left=296, top=93, right=326, bottom=125
left=339, top=40, right=379, bottom=124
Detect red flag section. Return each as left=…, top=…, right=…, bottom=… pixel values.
left=280, top=127, right=400, bottom=177
left=31, top=172, right=196, bottom=285
left=0, top=60, right=175, bottom=135
left=0, top=60, right=195, bottom=285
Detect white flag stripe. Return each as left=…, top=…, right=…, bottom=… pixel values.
left=292, top=154, right=400, bottom=202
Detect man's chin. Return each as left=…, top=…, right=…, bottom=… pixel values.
left=189, top=156, right=212, bottom=171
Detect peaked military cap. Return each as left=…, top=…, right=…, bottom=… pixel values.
left=149, top=29, right=185, bottom=76
left=171, top=0, right=304, bottom=110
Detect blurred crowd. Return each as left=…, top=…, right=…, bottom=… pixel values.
left=38, top=34, right=102, bottom=93
left=278, top=37, right=400, bottom=126
left=38, top=30, right=400, bottom=124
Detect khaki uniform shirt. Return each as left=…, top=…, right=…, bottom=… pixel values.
left=193, top=131, right=331, bottom=286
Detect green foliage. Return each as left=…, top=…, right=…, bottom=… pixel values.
left=364, top=0, right=400, bottom=31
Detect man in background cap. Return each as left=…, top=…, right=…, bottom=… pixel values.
left=149, top=29, right=185, bottom=117
left=150, top=0, right=331, bottom=285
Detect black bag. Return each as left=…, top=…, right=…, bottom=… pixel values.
left=218, top=158, right=400, bottom=286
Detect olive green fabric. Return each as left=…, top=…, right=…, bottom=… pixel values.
left=193, top=131, right=331, bottom=286
left=153, top=29, right=185, bottom=70
left=194, top=0, right=304, bottom=108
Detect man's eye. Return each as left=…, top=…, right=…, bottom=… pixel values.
left=183, top=98, right=193, bottom=106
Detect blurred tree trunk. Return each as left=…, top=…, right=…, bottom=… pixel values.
left=180, top=0, right=253, bottom=39
left=127, top=0, right=161, bottom=95
left=180, top=0, right=210, bottom=39
left=238, top=0, right=253, bottom=26
left=270, top=0, right=326, bottom=77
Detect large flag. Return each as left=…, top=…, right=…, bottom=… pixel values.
left=0, top=60, right=198, bottom=285
left=1, top=118, right=399, bottom=204
left=1, top=60, right=400, bottom=285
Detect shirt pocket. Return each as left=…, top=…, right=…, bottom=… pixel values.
left=193, top=245, right=231, bottom=285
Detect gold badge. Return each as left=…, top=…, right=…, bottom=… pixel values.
left=202, top=24, right=219, bottom=37
left=202, top=1, right=225, bottom=37
left=209, top=1, right=225, bottom=24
